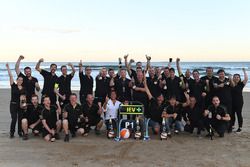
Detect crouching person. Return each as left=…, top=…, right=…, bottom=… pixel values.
left=21, top=94, right=43, bottom=140
left=204, top=96, right=231, bottom=137
left=63, top=93, right=85, bottom=142
left=162, top=92, right=190, bottom=136
left=41, top=96, right=62, bottom=142
left=82, top=94, right=103, bottom=135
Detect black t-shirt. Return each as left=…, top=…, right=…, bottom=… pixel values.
left=165, top=76, right=182, bottom=101
left=115, top=78, right=131, bottom=101
left=26, top=104, right=43, bottom=124
left=231, top=82, right=245, bottom=106
left=200, top=75, right=218, bottom=96
left=146, top=76, right=161, bottom=98
left=82, top=103, right=100, bottom=121
left=18, top=72, right=38, bottom=102
left=10, top=83, right=26, bottom=103
left=56, top=74, right=73, bottom=99
left=214, top=78, right=232, bottom=104
left=64, top=103, right=83, bottom=122
left=165, top=104, right=183, bottom=121
left=41, top=105, right=58, bottom=129
left=189, top=79, right=206, bottom=101
left=79, top=72, right=93, bottom=96
left=183, top=104, right=203, bottom=122
left=148, top=98, right=166, bottom=123
left=133, top=81, right=148, bottom=112
left=40, top=70, right=58, bottom=96
left=95, top=76, right=111, bottom=99
left=207, top=105, right=228, bottom=122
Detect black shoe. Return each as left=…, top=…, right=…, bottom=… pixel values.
left=54, top=133, right=60, bottom=140
left=18, top=132, right=23, bottom=137
left=22, top=134, right=28, bottom=140
left=236, top=128, right=242, bottom=133
left=219, top=133, right=224, bottom=137
left=71, top=132, right=76, bottom=138
left=64, top=134, right=69, bottom=142
left=95, top=129, right=101, bottom=135
left=9, top=133, right=14, bottom=139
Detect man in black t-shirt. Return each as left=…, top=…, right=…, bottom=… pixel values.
left=79, top=60, right=94, bottom=105
left=15, top=55, right=40, bottom=103
left=144, top=80, right=166, bottom=135
left=162, top=92, right=190, bottom=135
left=183, top=96, right=204, bottom=135
left=62, top=93, right=85, bottom=142
left=36, top=58, right=58, bottom=105
left=21, top=94, right=43, bottom=140
left=203, top=96, right=231, bottom=137
left=82, top=94, right=103, bottom=135
left=146, top=67, right=161, bottom=98
left=115, top=69, right=131, bottom=102
left=55, top=63, right=75, bottom=107
left=41, top=96, right=61, bottom=142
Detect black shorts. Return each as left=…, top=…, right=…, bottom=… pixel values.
left=29, top=122, right=42, bottom=132
left=88, top=117, right=102, bottom=126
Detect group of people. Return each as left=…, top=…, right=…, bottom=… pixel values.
left=6, top=55, right=248, bottom=142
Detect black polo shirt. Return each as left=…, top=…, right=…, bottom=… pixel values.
left=26, top=104, right=43, bottom=124
left=115, top=78, right=131, bottom=101
left=165, top=76, right=182, bottom=101
left=41, top=105, right=58, bottom=129
left=18, top=72, right=38, bottom=102
left=10, top=83, right=26, bottom=103
left=82, top=103, right=100, bottom=122
left=189, top=79, right=206, bottom=102
left=207, top=105, right=228, bottom=121
left=57, top=74, right=73, bottom=99
left=64, top=103, right=83, bottom=122
left=183, top=104, right=203, bottom=122
left=214, top=78, right=232, bottom=104
left=79, top=72, right=93, bottom=96
left=165, top=103, right=183, bottom=121
left=40, top=70, right=58, bottom=96
left=231, top=82, right=245, bottom=107
left=146, top=76, right=161, bottom=98
left=95, top=76, right=110, bottom=99
left=148, top=98, right=166, bottom=123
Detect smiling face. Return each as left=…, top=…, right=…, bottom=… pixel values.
left=31, top=96, right=39, bottom=106
left=85, top=66, right=92, bottom=75
left=185, top=69, right=191, bottom=78
left=43, top=97, right=51, bottom=107
left=61, top=66, right=67, bottom=75
left=206, top=68, right=213, bottom=78
left=192, top=71, right=200, bottom=81
left=120, top=69, right=126, bottom=78
left=24, top=68, right=32, bottom=77
left=50, top=64, right=57, bottom=73
left=86, top=94, right=94, bottom=105
left=70, top=94, right=77, bottom=105
left=16, top=76, right=23, bottom=86
left=218, top=71, right=225, bottom=80
left=233, top=74, right=241, bottom=84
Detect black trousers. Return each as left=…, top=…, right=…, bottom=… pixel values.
left=204, top=118, right=228, bottom=136
left=10, top=103, right=22, bottom=134
left=232, top=103, right=243, bottom=128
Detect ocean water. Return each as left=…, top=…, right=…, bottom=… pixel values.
left=0, top=62, right=249, bottom=92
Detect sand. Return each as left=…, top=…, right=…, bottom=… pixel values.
left=0, top=89, right=250, bottom=167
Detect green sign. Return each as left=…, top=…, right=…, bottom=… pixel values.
left=119, top=105, right=144, bottom=115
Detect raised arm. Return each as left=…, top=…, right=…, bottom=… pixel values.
left=68, top=63, right=76, bottom=76
left=242, top=68, right=248, bottom=85
left=144, top=78, right=153, bottom=100
left=144, top=55, right=151, bottom=73
left=182, top=91, right=190, bottom=107
left=6, top=63, right=14, bottom=85
left=15, top=55, right=24, bottom=76
left=35, top=58, right=44, bottom=73
left=176, top=58, right=183, bottom=76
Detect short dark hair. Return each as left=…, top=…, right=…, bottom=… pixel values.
left=108, top=68, right=114, bottom=72
left=32, top=94, right=39, bottom=99
left=169, top=95, right=176, bottom=100
left=60, top=65, right=67, bottom=71
left=24, top=66, right=31, bottom=71
left=192, top=69, right=199, bottom=74
left=136, top=61, right=142, bottom=66
left=217, top=69, right=225, bottom=74
left=50, top=63, right=57, bottom=68
left=70, top=93, right=77, bottom=98
left=169, top=68, right=175, bottom=73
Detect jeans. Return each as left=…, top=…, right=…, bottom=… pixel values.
left=165, top=117, right=184, bottom=132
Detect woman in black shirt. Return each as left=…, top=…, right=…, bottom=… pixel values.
left=231, top=68, right=248, bottom=132
left=6, top=63, right=26, bottom=138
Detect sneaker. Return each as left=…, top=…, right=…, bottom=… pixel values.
left=174, top=130, right=179, bottom=134
left=95, top=129, right=101, bottom=135
left=71, top=132, right=76, bottom=138
left=18, top=132, right=23, bottom=137
left=236, top=128, right=242, bottom=133
left=50, top=136, right=56, bottom=142
left=22, top=134, right=28, bottom=140
left=64, top=134, right=69, bottom=142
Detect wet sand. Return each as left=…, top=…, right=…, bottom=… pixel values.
left=0, top=89, right=250, bottom=167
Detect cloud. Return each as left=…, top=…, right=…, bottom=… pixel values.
left=12, top=26, right=81, bottom=34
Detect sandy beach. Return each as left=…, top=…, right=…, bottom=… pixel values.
left=0, top=89, right=249, bottom=167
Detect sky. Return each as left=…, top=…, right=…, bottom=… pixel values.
left=0, top=0, right=250, bottom=62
